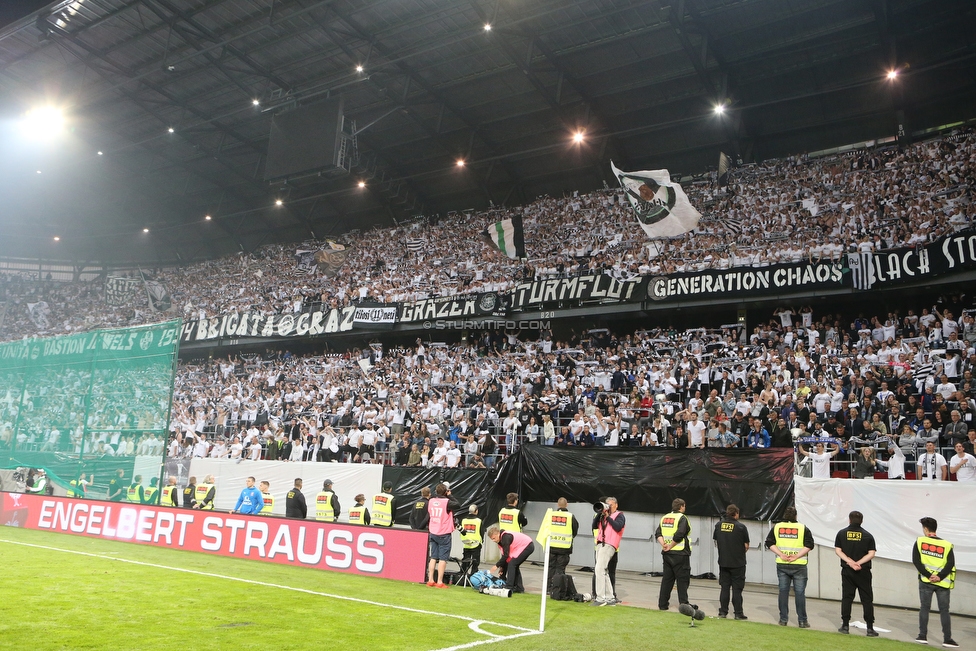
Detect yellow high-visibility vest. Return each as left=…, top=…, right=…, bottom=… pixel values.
left=917, top=536, right=955, bottom=589
left=773, top=522, right=808, bottom=565
left=660, top=512, right=690, bottom=552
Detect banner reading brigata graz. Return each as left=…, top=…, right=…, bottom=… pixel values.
left=855, top=228, right=976, bottom=289
left=181, top=306, right=362, bottom=343
left=1, top=493, right=427, bottom=583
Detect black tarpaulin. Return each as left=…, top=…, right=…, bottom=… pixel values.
left=490, top=446, right=794, bottom=521
left=382, top=466, right=497, bottom=525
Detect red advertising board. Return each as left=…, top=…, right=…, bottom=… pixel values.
left=1, top=492, right=427, bottom=582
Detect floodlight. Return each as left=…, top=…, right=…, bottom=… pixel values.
left=358, top=181, right=366, bottom=188
left=252, top=99, right=260, bottom=106
left=713, top=103, right=726, bottom=115
left=53, top=236, right=60, bottom=242
left=97, top=151, right=103, bottom=155
left=886, top=69, right=898, bottom=81
left=20, top=106, right=65, bottom=139
left=484, top=23, right=492, bottom=32
left=205, top=215, right=212, bottom=220
left=456, top=159, right=465, bottom=167
left=356, top=65, right=364, bottom=73
left=573, top=131, right=585, bottom=144
left=168, top=127, right=175, bottom=133
left=275, top=199, right=284, bottom=206
left=143, top=228, right=149, bottom=233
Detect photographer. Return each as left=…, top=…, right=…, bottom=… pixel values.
left=487, top=524, right=535, bottom=594
left=593, top=497, right=625, bottom=606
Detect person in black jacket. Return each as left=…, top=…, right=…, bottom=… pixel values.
left=181, top=476, right=197, bottom=509
left=409, top=486, right=431, bottom=530
left=285, top=478, right=307, bottom=519
left=714, top=503, right=750, bottom=619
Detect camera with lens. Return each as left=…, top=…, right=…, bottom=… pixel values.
left=593, top=501, right=609, bottom=513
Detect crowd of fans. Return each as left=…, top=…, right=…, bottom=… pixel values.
left=0, top=128, right=973, bottom=342
left=158, top=296, right=976, bottom=480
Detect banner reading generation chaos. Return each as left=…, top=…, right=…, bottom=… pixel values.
left=645, top=261, right=845, bottom=301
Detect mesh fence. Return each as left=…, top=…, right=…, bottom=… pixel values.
left=0, top=321, right=180, bottom=501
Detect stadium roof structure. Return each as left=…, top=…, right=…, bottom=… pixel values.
left=0, top=0, right=974, bottom=265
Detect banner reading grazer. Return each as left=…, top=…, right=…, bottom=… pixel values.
left=1, top=493, right=427, bottom=583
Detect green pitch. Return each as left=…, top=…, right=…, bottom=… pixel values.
left=0, top=526, right=918, bottom=651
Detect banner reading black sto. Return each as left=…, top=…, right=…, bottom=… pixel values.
left=488, top=446, right=794, bottom=521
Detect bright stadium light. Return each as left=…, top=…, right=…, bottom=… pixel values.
left=886, top=69, right=899, bottom=81
left=275, top=199, right=284, bottom=206
left=456, top=159, right=465, bottom=167
left=53, top=236, right=60, bottom=242
left=358, top=180, right=366, bottom=188
left=143, top=228, right=149, bottom=233
left=356, top=65, right=364, bottom=73
left=20, top=106, right=65, bottom=139
left=97, top=151, right=103, bottom=155
left=168, top=127, right=175, bottom=133
left=484, top=23, right=492, bottom=32
left=205, top=214, right=212, bottom=220
left=573, top=130, right=585, bottom=144
left=252, top=98, right=260, bottom=106
left=714, top=103, right=726, bottom=115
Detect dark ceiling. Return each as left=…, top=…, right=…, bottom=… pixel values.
left=0, top=0, right=974, bottom=265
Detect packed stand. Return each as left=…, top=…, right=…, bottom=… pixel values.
left=1, top=129, right=974, bottom=342
left=160, top=297, right=976, bottom=480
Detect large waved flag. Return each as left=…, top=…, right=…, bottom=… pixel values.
left=485, top=215, right=526, bottom=259
left=611, top=162, right=701, bottom=238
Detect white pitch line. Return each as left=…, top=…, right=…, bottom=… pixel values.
left=0, top=536, right=541, bottom=645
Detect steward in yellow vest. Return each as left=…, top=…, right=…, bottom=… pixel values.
left=348, top=495, right=370, bottom=525
left=655, top=498, right=691, bottom=611
left=127, top=475, right=144, bottom=503
left=160, top=477, right=179, bottom=507
left=913, top=516, right=957, bottom=646
left=195, top=475, right=215, bottom=510
left=460, top=505, right=483, bottom=575
left=143, top=479, right=159, bottom=505
left=371, top=481, right=396, bottom=527
left=537, top=498, right=579, bottom=585
left=315, top=479, right=339, bottom=522
left=498, top=493, right=526, bottom=532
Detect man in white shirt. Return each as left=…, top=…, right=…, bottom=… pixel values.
left=949, top=442, right=976, bottom=482
left=431, top=437, right=448, bottom=467
left=800, top=441, right=840, bottom=479
left=686, top=412, right=707, bottom=449
left=916, top=441, right=948, bottom=481
left=445, top=441, right=462, bottom=468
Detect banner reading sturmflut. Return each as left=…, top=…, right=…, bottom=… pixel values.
left=611, top=162, right=701, bottom=238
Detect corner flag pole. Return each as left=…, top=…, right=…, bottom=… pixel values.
left=539, top=535, right=551, bottom=632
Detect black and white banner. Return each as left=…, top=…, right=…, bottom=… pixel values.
left=181, top=307, right=357, bottom=343
left=848, top=229, right=976, bottom=290
left=508, top=273, right=643, bottom=312
left=353, top=305, right=398, bottom=326
left=645, top=261, right=846, bottom=301
left=399, top=292, right=507, bottom=324
left=104, top=276, right=141, bottom=306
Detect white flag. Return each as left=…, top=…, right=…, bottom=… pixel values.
left=611, top=162, right=701, bottom=238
